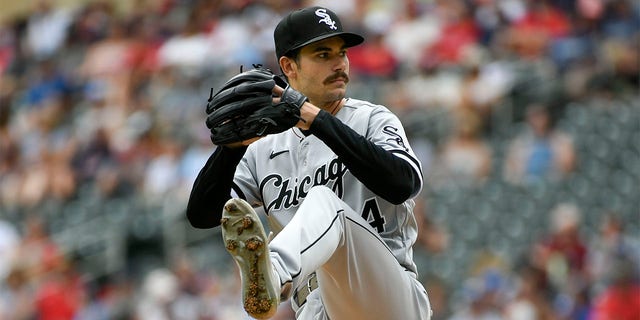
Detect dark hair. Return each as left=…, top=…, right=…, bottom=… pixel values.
left=280, top=48, right=302, bottom=81
left=283, top=48, right=301, bottom=64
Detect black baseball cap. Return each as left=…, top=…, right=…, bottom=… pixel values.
left=274, top=6, right=364, bottom=59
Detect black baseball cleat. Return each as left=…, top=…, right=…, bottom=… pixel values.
left=221, top=198, right=280, bottom=319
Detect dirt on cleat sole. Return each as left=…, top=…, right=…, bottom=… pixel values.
left=221, top=198, right=279, bottom=319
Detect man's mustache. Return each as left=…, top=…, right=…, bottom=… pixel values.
left=324, top=72, right=349, bottom=85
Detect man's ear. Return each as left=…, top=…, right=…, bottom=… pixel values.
left=279, top=56, right=297, bottom=80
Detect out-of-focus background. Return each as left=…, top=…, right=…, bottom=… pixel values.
left=0, top=0, right=638, bottom=319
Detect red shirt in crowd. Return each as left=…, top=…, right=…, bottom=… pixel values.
left=591, top=284, right=640, bottom=320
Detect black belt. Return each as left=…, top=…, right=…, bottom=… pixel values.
left=293, top=272, right=318, bottom=306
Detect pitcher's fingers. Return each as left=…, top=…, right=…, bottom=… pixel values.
left=273, top=84, right=284, bottom=95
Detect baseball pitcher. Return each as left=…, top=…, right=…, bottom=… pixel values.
left=187, top=6, right=432, bottom=320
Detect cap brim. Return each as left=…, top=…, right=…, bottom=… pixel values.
left=287, top=32, right=364, bottom=55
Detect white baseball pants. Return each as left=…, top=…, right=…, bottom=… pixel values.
left=268, top=186, right=432, bottom=320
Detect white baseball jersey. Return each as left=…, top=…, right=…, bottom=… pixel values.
left=230, top=97, right=423, bottom=274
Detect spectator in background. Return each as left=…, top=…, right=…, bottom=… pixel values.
left=168, top=255, right=207, bottom=320
left=542, top=203, right=588, bottom=284
left=429, top=108, right=492, bottom=187
left=590, top=257, right=640, bottom=320
left=0, top=219, right=19, bottom=281
left=348, top=28, right=401, bottom=102
left=78, top=17, right=134, bottom=109
left=34, top=255, right=85, bottom=320
left=458, top=54, right=513, bottom=130
left=135, top=268, right=179, bottom=320
left=448, top=269, right=506, bottom=320
left=71, top=127, right=115, bottom=189
left=117, top=11, right=164, bottom=105
left=142, top=140, right=182, bottom=200
left=507, top=0, right=570, bottom=60
left=23, top=58, right=73, bottom=108
left=588, top=212, right=640, bottom=296
left=384, top=0, right=441, bottom=71
left=349, top=30, right=399, bottom=80
left=177, top=131, right=213, bottom=201
left=0, top=136, right=23, bottom=207
left=530, top=203, right=589, bottom=318
left=39, top=145, right=77, bottom=203
left=503, top=103, right=576, bottom=185
left=202, top=4, right=274, bottom=73
left=12, top=100, right=76, bottom=206
left=597, top=37, right=640, bottom=96
left=0, top=265, right=36, bottom=320
left=156, top=8, right=210, bottom=75
left=514, top=0, right=570, bottom=39
left=0, top=23, right=16, bottom=75
left=601, top=0, right=640, bottom=40
left=503, top=264, right=557, bottom=320
left=414, top=196, right=449, bottom=254
left=24, top=0, right=73, bottom=60
left=422, top=275, right=451, bottom=320
left=0, top=97, right=21, bottom=207
left=15, top=216, right=62, bottom=281
left=420, top=0, right=479, bottom=69
left=66, top=0, right=116, bottom=45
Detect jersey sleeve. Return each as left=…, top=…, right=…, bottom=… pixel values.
left=231, top=145, right=265, bottom=208
left=366, top=106, right=424, bottom=192
left=310, top=107, right=423, bottom=203
left=186, top=146, right=246, bottom=228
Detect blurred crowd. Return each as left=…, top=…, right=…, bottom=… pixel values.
left=0, top=0, right=638, bottom=319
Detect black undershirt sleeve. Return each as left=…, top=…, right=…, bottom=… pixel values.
left=186, top=146, right=247, bottom=229
left=309, top=110, right=421, bottom=204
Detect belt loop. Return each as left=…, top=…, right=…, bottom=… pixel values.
left=293, top=272, right=319, bottom=307
left=308, top=272, right=317, bottom=292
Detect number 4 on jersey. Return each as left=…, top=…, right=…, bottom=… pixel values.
left=361, top=198, right=386, bottom=233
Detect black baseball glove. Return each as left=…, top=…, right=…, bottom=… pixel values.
left=205, top=65, right=307, bottom=145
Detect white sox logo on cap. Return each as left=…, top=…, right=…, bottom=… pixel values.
left=274, top=6, right=363, bottom=58
left=315, top=8, right=337, bottom=30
